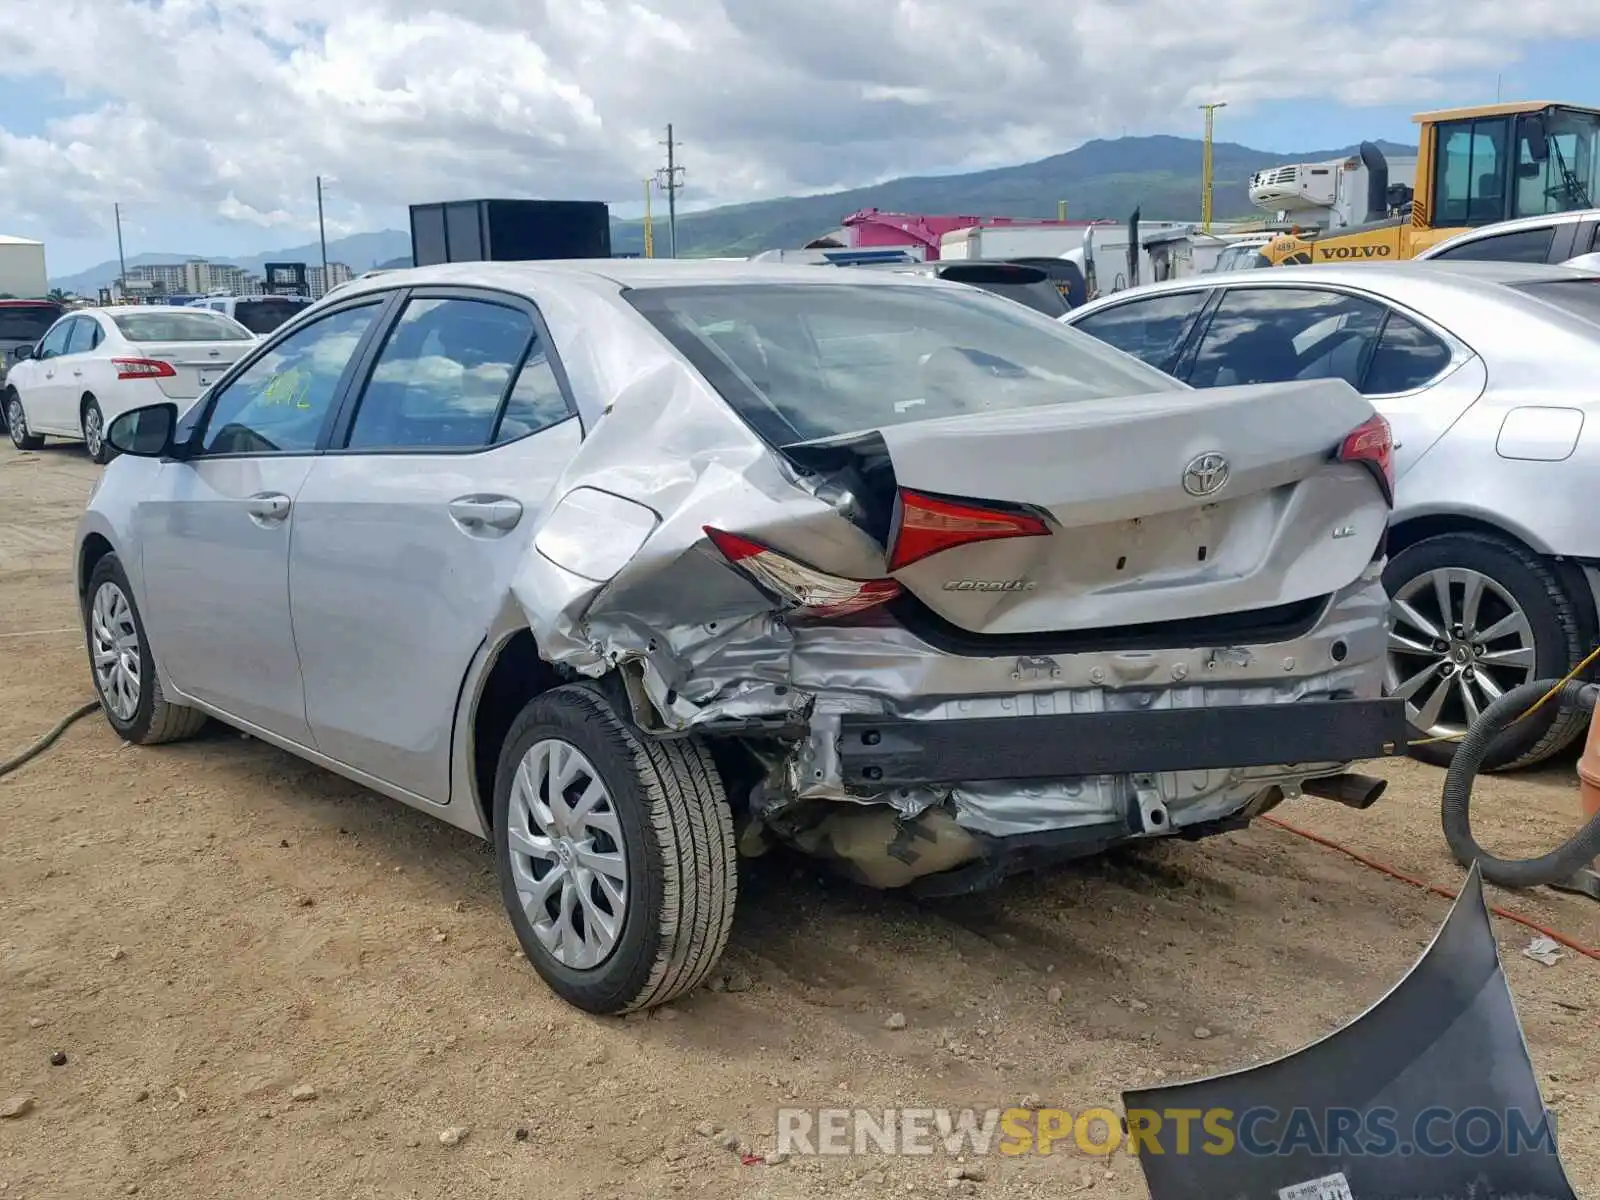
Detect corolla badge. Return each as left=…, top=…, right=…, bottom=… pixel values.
left=1182, top=452, right=1230, bottom=497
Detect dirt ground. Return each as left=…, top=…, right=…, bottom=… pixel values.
left=1, top=440, right=1596, bottom=1200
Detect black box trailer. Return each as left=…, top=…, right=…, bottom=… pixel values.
left=409, top=199, right=612, bottom=266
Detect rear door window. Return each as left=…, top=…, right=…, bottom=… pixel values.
left=1360, top=313, right=1454, bottom=394
left=1071, top=291, right=1210, bottom=372
left=343, top=297, right=546, bottom=451
left=1187, top=288, right=1386, bottom=389
left=65, top=317, right=102, bottom=355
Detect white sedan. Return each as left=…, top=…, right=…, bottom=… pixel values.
left=4, top=306, right=257, bottom=462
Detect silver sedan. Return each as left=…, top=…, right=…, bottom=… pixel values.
left=75, top=260, right=1400, bottom=1013
left=1065, top=260, right=1600, bottom=770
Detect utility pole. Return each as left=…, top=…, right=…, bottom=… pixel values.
left=1198, top=102, right=1227, bottom=233
left=656, top=125, right=684, bottom=258
left=114, top=203, right=128, bottom=298
left=642, top=179, right=655, bottom=259
left=316, top=175, right=329, bottom=291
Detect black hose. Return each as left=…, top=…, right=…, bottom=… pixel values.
left=0, top=701, right=100, bottom=779
left=1441, top=678, right=1600, bottom=887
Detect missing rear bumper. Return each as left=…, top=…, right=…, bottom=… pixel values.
left=835, top=697, right=1407, bottom=788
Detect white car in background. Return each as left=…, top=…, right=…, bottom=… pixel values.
left=4, top=306, right=256, bottom=462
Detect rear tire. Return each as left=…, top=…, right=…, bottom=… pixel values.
left=6, top=391, right=43, bottom=451
left=1384, top=532, right=1589, bottom=771
left=83, top=553, right=209, bottom=745
left=494, top=684, right=737, bottom=1015
left=81, top=397, right=114, bottom=465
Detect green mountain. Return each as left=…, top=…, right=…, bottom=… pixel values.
left=51, top=134, right=1417, bottom=287
left=608, top=135, right=1417, bottom=257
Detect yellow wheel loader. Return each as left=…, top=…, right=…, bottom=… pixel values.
left=1256, top=101, right=1600, bottom=266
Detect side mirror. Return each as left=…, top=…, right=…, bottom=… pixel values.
left=106, top=402, right=180, bottom=459
left=1523, top=116, right=1550, bottom=163
left=12, top=344, right=33, bottom=361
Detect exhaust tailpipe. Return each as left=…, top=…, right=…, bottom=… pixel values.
left=1302, top=772, right=1388, bottom=810
left=1359, top=141, right=1389, bottom=220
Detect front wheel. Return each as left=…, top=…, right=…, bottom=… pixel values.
left=6, top=392, right=43, bottom=451
left=494, top=684, right=737, bottom=1015
left=1384, top=532, right=1590, bottom=771
left=83, top=553, right=210, bottom=745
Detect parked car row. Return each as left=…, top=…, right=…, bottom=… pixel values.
left=70, top=259, right=1404, bottom=1014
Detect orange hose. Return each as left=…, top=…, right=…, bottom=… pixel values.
left=1260, top=814, right=1600, bottom=963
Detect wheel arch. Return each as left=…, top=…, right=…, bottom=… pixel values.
left=1388, top=512, right=1599, bottom=636
left=77, top=532, right=117, bottom=600
left=464, top=627, right=577, bottom=835
left=79, top=390, right=98, bottom=419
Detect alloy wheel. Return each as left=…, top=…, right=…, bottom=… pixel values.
left=1386, top=567, right=1536, bottom=741
left=90, top=581, right=142, bottom=722
left=504, top=737, right=629, bottom=970
left=6, top=398, right=26, bottom=448
left=83, top=406, right=103, bottom=459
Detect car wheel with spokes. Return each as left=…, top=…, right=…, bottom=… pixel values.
left=6, top=391, right=43, bottom=451
left=1384, top=532, right=1590, bottom=771
left=83, top=553, right=210, bottom=745
left=494, top=683, right=736, bottom=1014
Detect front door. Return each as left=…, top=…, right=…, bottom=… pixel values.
left=18, top=318, right=76, bottom=434
left=289, top=290, right=581, bottom=801
left=135, top=300, right=389, bottom=742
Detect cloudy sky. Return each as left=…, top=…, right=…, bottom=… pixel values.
left=2, top=0, right=1598, bottom=275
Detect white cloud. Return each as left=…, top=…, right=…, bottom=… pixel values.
left=0, top=0, right=1597, bottom=246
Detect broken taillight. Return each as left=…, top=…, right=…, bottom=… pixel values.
left=703, top=527, right=902, bottom=617
left=888, top=489, right=1051, bottom=571
left=1337, top=413, right=1395, bottom=503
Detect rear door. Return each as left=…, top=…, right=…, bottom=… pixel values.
left=288, top=288, right=581, bottom=802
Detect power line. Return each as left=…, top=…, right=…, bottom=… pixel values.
left=655, top=124, right=684, bottom=258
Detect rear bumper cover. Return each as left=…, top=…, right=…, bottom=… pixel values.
left=836, top=697, right=1408, bottom=788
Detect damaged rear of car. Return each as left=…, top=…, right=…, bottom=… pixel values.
left=519, top=274, right=1405, bottom=926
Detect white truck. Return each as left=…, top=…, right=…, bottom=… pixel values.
left=939, top=224, right=1088, bottom=261
left=0, top=236, right=48, bottom=299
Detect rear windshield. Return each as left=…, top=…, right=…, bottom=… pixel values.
left=937, top=266, right=1069, bottom=317
left=1512, top=279, right=1600, bottom=327
left=232, top=298, right=310, bottom=335
left=625, top=282, right=1179, bottom=444
left=112, top=311, right=253, bottom=342
left=0, top=304, right=63, bottom=341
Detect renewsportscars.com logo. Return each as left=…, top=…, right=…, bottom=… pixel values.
left=774, top=1106, right=1558, bottom=1159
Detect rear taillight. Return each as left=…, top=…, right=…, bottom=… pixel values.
left=889, top=489, right=1051, bottom=571
left=113, top=358, right=177, bottom=381
left=703, top=527, right=901, bottom=618
left=1337, top=413, right=1395, bottom=502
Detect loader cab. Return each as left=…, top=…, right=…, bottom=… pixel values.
left=1418, top=102, right=1600, bottom=230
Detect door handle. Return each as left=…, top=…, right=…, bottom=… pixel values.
left=246, top=492, right=292, bottom=524
left=448, top=494, right=523, bottom=532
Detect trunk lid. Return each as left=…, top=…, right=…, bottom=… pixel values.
left=798, top=379, right=1388, bottom=637
left=133, top=340, right=252, bottom=399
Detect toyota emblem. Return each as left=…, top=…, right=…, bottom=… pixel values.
left=1182, top=452, right=1230, bottom=497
